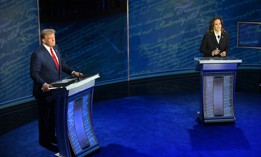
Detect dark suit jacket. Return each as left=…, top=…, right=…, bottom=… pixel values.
left=30, top=44, right=73, bottom=99
left=199, top=31, right=230, bottom=57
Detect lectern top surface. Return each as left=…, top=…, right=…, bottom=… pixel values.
left=194, top=57, right=242, bottom=64
left=51, top=74, right=99, bottom=88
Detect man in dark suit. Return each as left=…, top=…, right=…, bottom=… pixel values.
left=200, top=17, right=230, bottom=57
left=30, top=29, right=82, bottom=152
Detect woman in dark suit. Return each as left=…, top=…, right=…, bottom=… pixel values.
left=30, top=29, right=82, bottom=152
left=200, top=17, right=230, bottom=57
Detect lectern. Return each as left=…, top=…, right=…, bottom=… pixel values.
left=51, top=74, right=100, bottom=157
left=195, top=58, right=242, bottom=123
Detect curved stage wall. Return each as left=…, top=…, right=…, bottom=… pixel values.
left=0, top=0, right=39, bottom=107
left=0, top=0, right=261, bottom=107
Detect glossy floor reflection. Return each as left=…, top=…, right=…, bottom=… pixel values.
left=0, top=92, right=261, bottom=157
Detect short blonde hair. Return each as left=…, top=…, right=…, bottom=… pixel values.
left=40, top=29, right=56, bottom=41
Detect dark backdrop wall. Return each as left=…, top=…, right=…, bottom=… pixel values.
left=129, top=0, right=261, bottom=79
left=39, top=0, right=128, bottom=84
left=0, top=0, right=261, bottom=107
left=0, top=0, right=39, bottom=107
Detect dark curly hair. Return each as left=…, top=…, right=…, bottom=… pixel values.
left=208, top=17, right=225, bottom=33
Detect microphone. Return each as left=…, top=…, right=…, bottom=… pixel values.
left=218, top=35, right=220, bottom=39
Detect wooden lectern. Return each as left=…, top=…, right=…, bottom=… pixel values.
left=51, top=74, right=100, bottom=157
left=195, top=58, right=242, bottom=123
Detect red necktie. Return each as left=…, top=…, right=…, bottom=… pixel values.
left=50, top=47, right=60, bottom=71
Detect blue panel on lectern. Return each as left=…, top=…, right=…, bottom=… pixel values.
left=73, top=97, right=90, bottom=149
left=203, top=73, right=234, bottom=119
left=67, top=90, right=99, bottom=156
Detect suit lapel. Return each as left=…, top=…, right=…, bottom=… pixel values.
left=52, top=46, right=61, bottom=71
left=211, top=33, right=218, bottom=45
left=219, top=33, right=224, bottom=45
left=52, top=46, right=61, bottom=62
left=41, top=45, right=59, bottom=71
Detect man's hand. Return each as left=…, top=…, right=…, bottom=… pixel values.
left=71, top=71, right=83, bottom=77
left=42, top=83, right=52, bottom=92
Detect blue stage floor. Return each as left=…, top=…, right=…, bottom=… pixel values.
left=0, top=91, right=261, bottom=157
